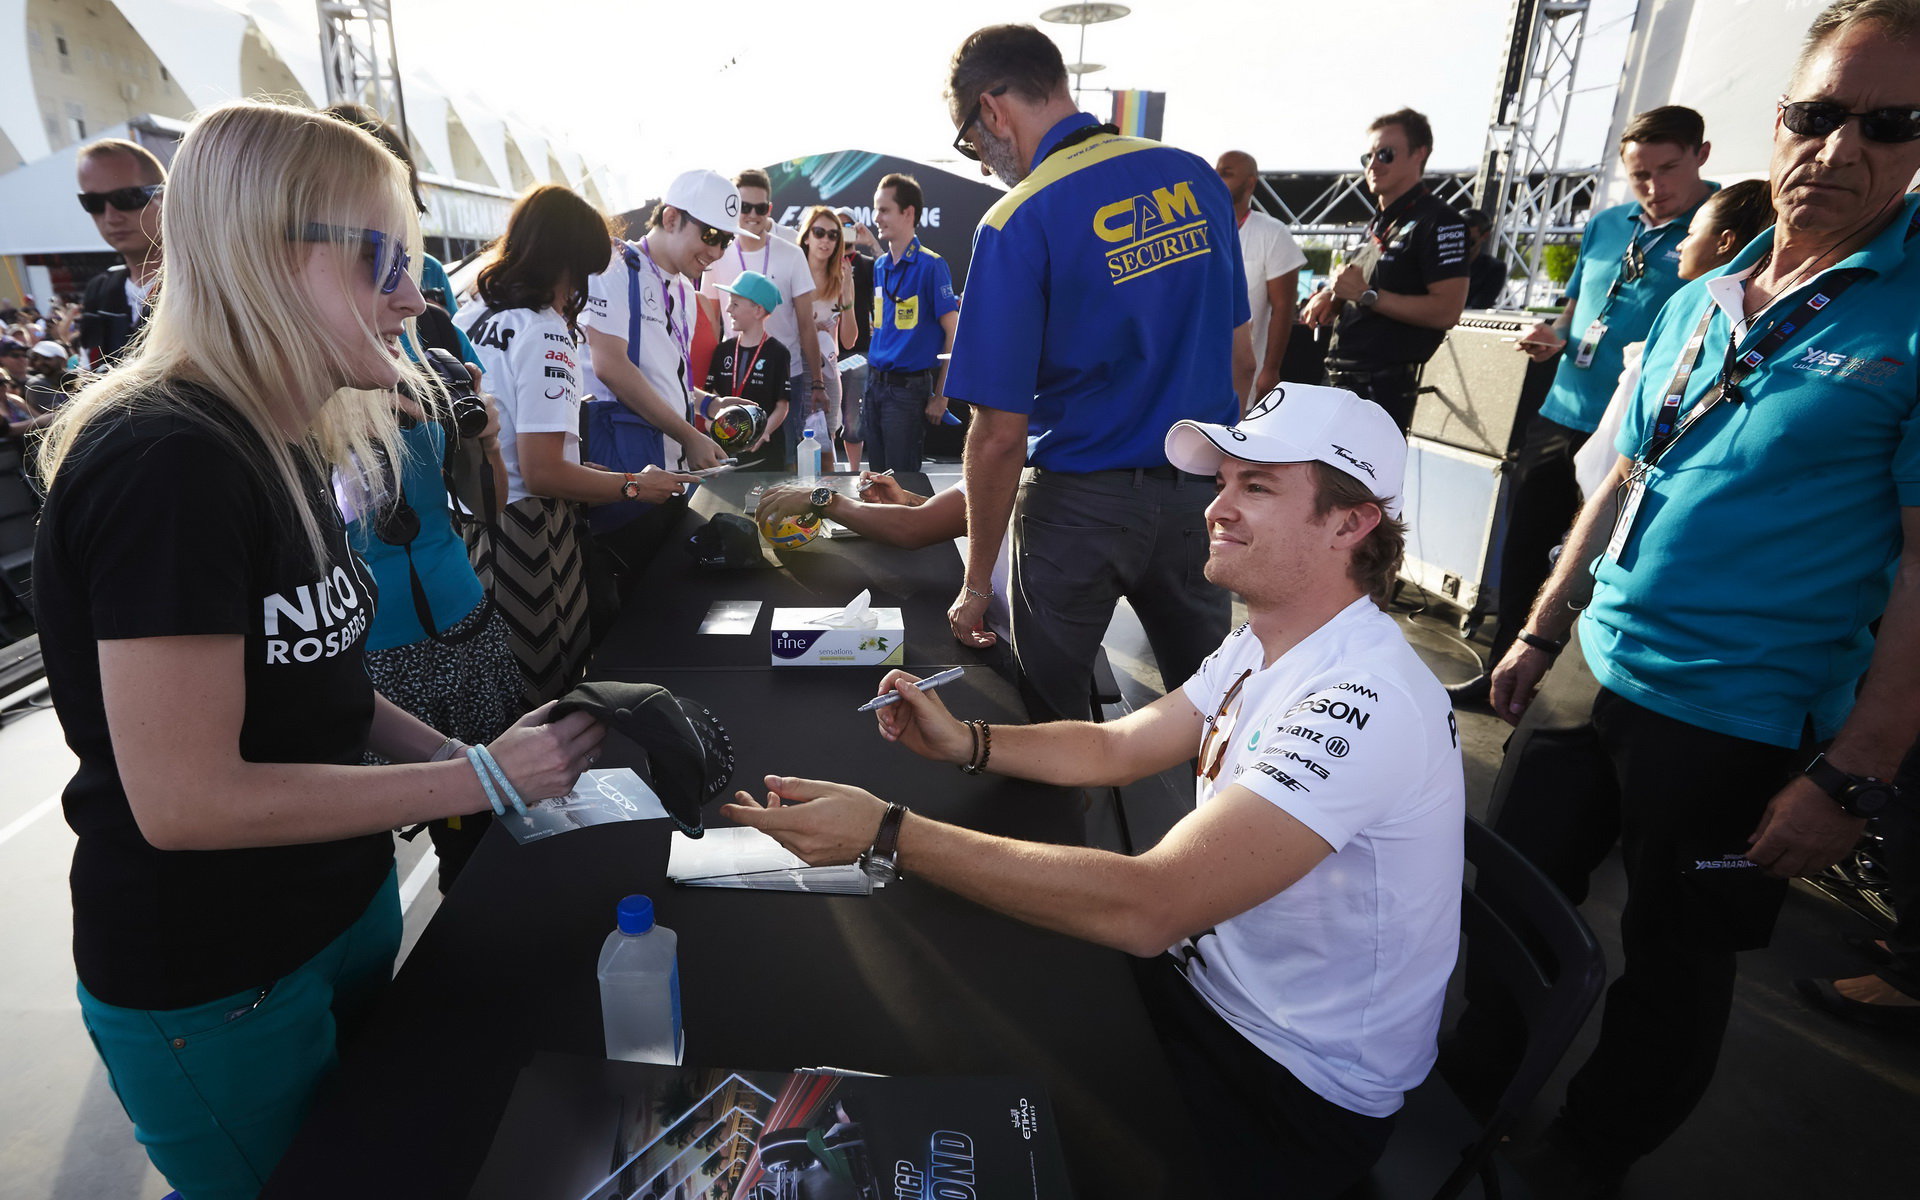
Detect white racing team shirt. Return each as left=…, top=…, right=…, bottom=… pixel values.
left=1178, top=596, right=1464, bottom=1117
left=455, top=301, right=580, bottom=506
left=584, top=240, right=698, bottom=469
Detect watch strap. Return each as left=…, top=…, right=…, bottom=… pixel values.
left=861, top=803, right=908, bottom=882
left=1804, top=752, right=1895, bottom=817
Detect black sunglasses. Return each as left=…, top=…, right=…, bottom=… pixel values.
left=78, top=184, right=163, bottom=215
left=953, top=85, right=1010, bottom=162
left=691, top=217, right=734, bottom=250
left=739, top=201, right=772, bottom=216
left=806, top=225, right=838, bottom=240
left=1359, top=146, right=1397, bottom=168
left=1778, top=98, right=1920, bottom=144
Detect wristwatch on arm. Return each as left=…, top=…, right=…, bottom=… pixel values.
left=620, top=472, right=643, bottom=501
left=807, top=485, right=836, bottom=518
left=1357, top=288, right=1379, bottom=308
left=1803, top=752, right=1897, bottom=818
left=859, top=803, right=909, bottom=884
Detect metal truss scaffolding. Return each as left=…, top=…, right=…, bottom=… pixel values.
left=317, top=1, right=411, bottom=141
left=1475, top=0, right=1594, bottom=306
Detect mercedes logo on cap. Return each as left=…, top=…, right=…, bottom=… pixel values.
left=725, top=195, right=740, bottom=217
left=1245, top=386, right=1286, bottom=421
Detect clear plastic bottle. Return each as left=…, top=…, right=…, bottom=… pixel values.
left=798, top=428, right=822, bottom=483
left=597, top=894, right=683, bottom=1065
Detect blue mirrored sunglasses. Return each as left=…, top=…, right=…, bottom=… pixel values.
left=291, top=222, right=411, bottom=294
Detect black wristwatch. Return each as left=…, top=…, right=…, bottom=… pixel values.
left=859, top=803, right=908, bottom=885
left=807, top=485, right=835, bottom=517
left=1358, top=288, right=1380, bottom=308
left=1804, top=752, right=1897, bottom=818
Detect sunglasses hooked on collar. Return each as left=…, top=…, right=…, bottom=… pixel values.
left=78, top=184, right=163, bottom=215
left=289, top=223, right=411, bottom=294
left=1778, top=97, right=1920, bottom=144
left=953, top=84, right=1010, bottom=162
left=1359, top=146, right=1397, bottom=168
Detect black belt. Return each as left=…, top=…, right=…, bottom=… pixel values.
left=1325, top=359, right=1421, bottom=377
left=871, top=366, right=935, bottom=383
left=1030, top=464, right=1211, bottom=484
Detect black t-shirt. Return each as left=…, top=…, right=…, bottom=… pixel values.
left=78, top=265, right=139, bottom=371
left=1329, top=184, right=1471, bottom=367
left=1467, top=252, right=1507, bottom=309
left=34, top=385, right=392, bottom=1009
left=706, top=335, right=792, bottom=470
left=843, top=253, right=876, bottom=358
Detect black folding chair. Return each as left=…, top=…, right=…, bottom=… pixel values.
left=1345, top=817, right=1605, bottom=1200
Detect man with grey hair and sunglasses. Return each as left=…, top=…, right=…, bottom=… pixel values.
left=727, top=386, right=1464, bottom=1198
left=75, top=138, right=166, bottom=371
left=1456, top=2, right=1920, bottom=1191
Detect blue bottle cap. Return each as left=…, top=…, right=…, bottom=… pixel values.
left=616, top=894, right=655, bottom=935
left=802, top=429, right=817, bottom=439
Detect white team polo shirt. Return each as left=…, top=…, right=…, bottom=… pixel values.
left=1179, top=596, right=1464, bottom=1117
left=584, top=240, right=698, bottom=468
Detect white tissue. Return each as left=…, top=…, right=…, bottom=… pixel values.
left=809, top=588, right=881, bottom=629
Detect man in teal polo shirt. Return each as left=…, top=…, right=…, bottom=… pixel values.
left=865, top=172, right=959, bottom=473
left=1476, top=106, right=1716, bottom=689
left=1470, top=4, right=1920, bottom=1188
left=939, top=23, right=1251, bottom=720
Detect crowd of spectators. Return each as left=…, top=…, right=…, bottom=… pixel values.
left=10, top=3, right=1920, bottom=1200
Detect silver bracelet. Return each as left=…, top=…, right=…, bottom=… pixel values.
left=428, top=736, right=469, bottom=763
left=965, top=584, right=993, bottom=602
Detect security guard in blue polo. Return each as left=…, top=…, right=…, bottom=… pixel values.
left=1477, top=106, right=1716, bottom=690
left=940, top=24, right=1251, bottom=721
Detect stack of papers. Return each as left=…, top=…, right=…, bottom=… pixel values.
left=667, top=826, right=875, bottom=894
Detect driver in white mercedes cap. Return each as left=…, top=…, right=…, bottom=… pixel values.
left=726, top=385, right=1465, bottom=1197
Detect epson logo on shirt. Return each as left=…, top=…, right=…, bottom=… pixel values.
left=262, top=566, right=367, bottom=664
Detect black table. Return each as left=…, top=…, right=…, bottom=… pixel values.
left=262, top=472, right=1201, bottom=1200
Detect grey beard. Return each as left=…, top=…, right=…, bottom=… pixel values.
left=979, top=128, right=1028, bottom=187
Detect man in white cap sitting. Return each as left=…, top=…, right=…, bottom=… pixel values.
left=726, top=385, right=1465, bottom=1197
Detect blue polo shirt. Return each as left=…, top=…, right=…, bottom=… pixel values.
left=869, top=237, right=958, bottom=372
left=1581, top=195, right=1920, bottom=747
left=1536, top=189, right=1717, bottom=433
left=943, top=113, right=1250, bottom=472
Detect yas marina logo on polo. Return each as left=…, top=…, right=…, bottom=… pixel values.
left=1094, top=180, right=1212, bottom=284
left=1789, top=345, right=1904, bottom=385
left=262, top=567, right=368, bottom=664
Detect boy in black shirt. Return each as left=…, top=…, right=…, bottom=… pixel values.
left=704, top=271, right=791, bottom=471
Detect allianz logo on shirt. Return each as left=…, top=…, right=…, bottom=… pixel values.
left=262, top=567, right=368, bottom=664
left=1788, top=345, right=1904, bottom=384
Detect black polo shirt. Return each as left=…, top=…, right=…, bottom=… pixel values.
left=1328, top=183, right=1470, bottom=367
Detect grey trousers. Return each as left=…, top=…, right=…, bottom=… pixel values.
left=1010, top=466, right=1230, bottom=721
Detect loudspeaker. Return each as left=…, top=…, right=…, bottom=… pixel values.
left=1400, top=436, right=1508, bottom=625
left=1413, top=309, right=1558, bottom=458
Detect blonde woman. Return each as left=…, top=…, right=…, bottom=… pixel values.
left=798, top=204, right=858, bottom=467
left=31, top=101, right=602, bottom=1200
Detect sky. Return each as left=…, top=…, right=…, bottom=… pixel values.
left=389, top=0, right=1642, bottom=209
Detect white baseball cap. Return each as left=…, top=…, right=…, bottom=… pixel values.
left=1165, top=384, right=1407, bottom=518
left=663, top=169, right=741, bottom=235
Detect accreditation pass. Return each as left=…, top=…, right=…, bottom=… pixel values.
left=1606, top=470, right=1648, bottom=563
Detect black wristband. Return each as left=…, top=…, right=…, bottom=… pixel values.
left=1518, top=631, right=1565, bottom=657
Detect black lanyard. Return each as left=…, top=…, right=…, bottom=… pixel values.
left=1640, top=268, right=1871, bottom=468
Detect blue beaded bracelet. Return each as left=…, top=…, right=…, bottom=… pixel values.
left=465, top=745, right=529, bottom=817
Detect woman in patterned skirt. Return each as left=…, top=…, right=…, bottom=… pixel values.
left=457, top=186, right=697, bottom=705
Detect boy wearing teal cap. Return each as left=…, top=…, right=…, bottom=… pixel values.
left=704, top=270, right=792, bottom=471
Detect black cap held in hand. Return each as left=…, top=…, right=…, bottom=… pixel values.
left=551, top=681, right=735, bottom=837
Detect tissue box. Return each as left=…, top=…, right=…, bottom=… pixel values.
left=769, top=607, right=905, bottom=667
